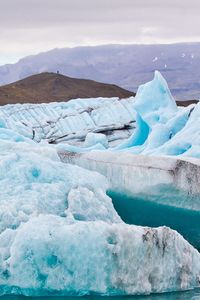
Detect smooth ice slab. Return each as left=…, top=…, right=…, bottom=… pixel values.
left=59, top=151, right=200, bottom=210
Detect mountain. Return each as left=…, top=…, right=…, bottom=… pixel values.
left=0, top=43, right=200, bottom=100
left=0, top=72, right=134, bottom=105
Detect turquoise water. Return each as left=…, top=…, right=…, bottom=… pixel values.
left=109, top=191, right=200, bottom=250
left=1, top=289, right=200, bottom=299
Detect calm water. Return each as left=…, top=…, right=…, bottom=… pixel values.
left=110, top=191, right=200, bottom=250
left=1, top=290, right=200, bottom=300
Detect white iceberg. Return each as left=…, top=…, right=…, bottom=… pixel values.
left=115, top=71, right=200, bottom=158
left=4, top=216, right=200, bottom=296
left=0, top=140, right=200, bottom=295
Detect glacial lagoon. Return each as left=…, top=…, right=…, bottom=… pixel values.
left=1, top=290, right=200, bottom=300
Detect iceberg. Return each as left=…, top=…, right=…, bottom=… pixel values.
left=1, top=71, right=199, bottom=159
left=0, top=140, right=200, bottom=295
left=4, top=216, right=200, bottom=296
left=114, top=71, right=200, bottom=158
left=56, top=71, right=200, bottom=159
left=133, top=70, right=177, bottom=120
left=1, top=71, right=200, bottom=296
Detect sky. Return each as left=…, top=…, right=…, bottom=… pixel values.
left=0, top=0, right=200, bottom=65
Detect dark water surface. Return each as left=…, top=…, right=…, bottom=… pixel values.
left=110, top=191, right=200, bottom=250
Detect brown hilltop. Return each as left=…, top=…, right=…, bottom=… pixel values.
left=0, top=72, right=135, bottom=105
left=176, top=100, right=199, bottom=107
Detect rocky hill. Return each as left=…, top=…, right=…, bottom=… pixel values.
left=0, top=72, right=135, bottom=105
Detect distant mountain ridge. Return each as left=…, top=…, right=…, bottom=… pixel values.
left=1, top=43, right=200, bottom=100
left=0, top=72, right=134, bottom=105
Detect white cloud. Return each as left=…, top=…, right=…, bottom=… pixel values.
left=1, top=0, right=200, bottom=64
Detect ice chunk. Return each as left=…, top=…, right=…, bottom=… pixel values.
left=113, top=71, right=200, bottom=158
left=84, top=132, right=109, bottom=148
left=67, top=186, right=119, bottom=222
left=1, top=215, right=199, bottom=296
left=133, top=70, right=177, bottom=124
left=0, top=140, right=200, bottom=296
left=151, top=103, right=200, bottom=158
left=0, top=140, right=114, bottom=235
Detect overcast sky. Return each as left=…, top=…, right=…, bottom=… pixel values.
left=1, top=0, right=200, bottom=65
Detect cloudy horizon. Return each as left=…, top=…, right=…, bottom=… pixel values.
left=1, top=0, right=200, bottom=65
